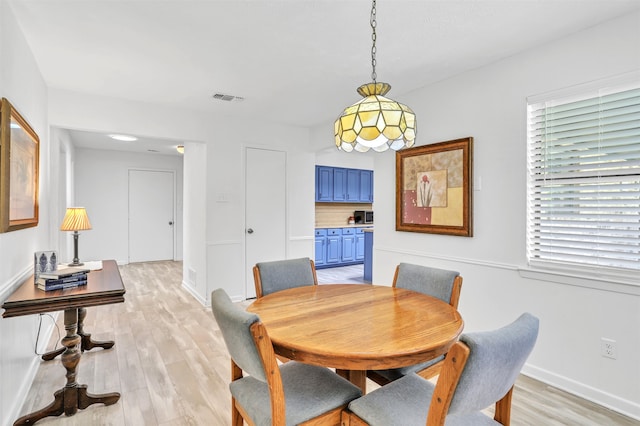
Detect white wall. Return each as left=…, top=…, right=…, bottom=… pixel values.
left=314, top=142, right=376, bottom=171
left=73, top=147, right=184, bottom=264
left=181, top=141, right=208, bottom=301
left=314, top=12, right=639, bottom=419
left=47, top=89, right=316, bottom=305
left=0, top=3, right=55, bottom=425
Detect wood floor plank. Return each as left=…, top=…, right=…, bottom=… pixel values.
left=120, top=387, right=157, bottom=426
left=12, top=261, right=637, bottom=426
left=165, top=359, right=227, bottom=424
left=114, top=330, right=148, bottom=393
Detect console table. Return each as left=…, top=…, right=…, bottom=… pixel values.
left=2, top=260, right=126, bottom=425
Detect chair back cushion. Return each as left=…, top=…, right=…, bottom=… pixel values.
left=448, top=312, right=539, bottom=414
left=395, top=263, right=459, bottom=303
left=256, top=257, right=315, bottom=297
left=210, top=289, right=267, bottom=382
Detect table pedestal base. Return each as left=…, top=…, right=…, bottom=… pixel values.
left=14, top=308, right=120, bottom=426
left=42, top=307, right=114, bottom=361
left=336, top=369, right=366, bottom=394
left=13, top=385, right=120, bottom=426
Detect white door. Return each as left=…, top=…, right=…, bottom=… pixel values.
left=129, top=169, right=175, bottom=263
left=245, top=148, right=286, bottom=298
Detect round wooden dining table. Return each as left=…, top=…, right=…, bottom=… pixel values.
left=247, top=284, right=464, bottom=392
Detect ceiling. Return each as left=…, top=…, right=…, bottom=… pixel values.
left=7, top=0, right=640, bottom=155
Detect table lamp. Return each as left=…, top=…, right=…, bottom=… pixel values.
left=60, top=207, right=92, bottom=266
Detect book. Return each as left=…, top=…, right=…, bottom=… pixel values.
left=37, top=267, right=91, bottom=280
left=34, top=251, right=58, bottom=280
left=36, top=274, right=88, bottom=287
left=37, top=280, right=88, bottom=292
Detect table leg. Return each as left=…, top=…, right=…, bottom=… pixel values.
left=13, top=308, right=120, bottom=426
left=336, top=369, right=367, bottom=394
left=41, top=307, right=115, bottom=361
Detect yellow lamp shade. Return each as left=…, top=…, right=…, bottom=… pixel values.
left=335, top=82, right=416, bottom=153
left=60, top=207, right=92, bottom=231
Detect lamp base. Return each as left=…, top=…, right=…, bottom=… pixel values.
left=70, top=231, right=83, bottom=267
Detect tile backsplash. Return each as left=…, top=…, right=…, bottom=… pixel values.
left=315, top=203, right=373, bottom=227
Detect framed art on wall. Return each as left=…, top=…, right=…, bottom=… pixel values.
left=0, top=98, right=40, bottom=233
left=396, top=137, right=473, bottom=236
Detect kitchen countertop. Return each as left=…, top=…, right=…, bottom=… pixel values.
left=316, top=225, right=374, bottom=229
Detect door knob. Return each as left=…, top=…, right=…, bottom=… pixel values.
left=247, top=228, right=254, bottom=234
left=169, top=221, right=174, bottom=225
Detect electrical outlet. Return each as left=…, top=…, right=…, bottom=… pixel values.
left=601, top=338, right=617, bottom=359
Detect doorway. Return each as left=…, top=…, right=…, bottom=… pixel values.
left=245, top=148, right=286, bottom=298
left=128, top=169, right=175, bottom=263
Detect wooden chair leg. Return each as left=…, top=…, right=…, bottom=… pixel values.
left=493, top=386, right=514, bottom=425
left=232, top=398, right=243, bottom=426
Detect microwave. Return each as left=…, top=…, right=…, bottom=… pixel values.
left=354, top=210, right=373, bottom=224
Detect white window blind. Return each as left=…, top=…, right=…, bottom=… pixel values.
left=527, top=84, right=640, bottom=272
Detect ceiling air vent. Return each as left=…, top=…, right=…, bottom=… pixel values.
left=212, top=93, right=244, bottom=102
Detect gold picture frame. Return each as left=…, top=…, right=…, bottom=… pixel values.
left=396, top=137, right=473, bottom=236
left=0, top=98, right=40, bottom=233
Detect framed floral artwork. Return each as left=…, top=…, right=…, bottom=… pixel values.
left=396, top=137, right=473, bottom=236
left=0, top=98, right=40, bottom=233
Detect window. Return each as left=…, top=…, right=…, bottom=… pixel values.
left=526, top=80, right=640, bottom=273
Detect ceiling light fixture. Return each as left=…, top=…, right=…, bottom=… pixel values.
left=334, top=0, right=417, bottom=152
left=109, top=134, right=138, bottom=142
left=176, top=145, right=184, bottom=154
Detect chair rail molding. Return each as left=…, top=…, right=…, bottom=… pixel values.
left=375, top=245, right=640, bottom=296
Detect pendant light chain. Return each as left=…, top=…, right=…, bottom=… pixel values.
left=370, top=0, right=377, bottom=83
left=334, top=0, right=417, bottom=152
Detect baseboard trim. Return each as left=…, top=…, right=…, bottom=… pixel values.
left=181, top=281, right=207, bottom=306
left=522, top=364, right=640, bottom=421
left=3, top=355, right=41, bottom=426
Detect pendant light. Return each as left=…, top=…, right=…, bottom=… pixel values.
left=335, top=0, right=417, bottom=152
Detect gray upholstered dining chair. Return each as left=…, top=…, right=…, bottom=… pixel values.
left=210, top=288, right=361, bottom=426
left=253, top=257, right=318, bottom=298
left=344, top=313, right=539, bottom=426
left=367, top=263, right=463, bottom=385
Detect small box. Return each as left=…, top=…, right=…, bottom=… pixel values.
left=34, top=251, right=58, bottom=280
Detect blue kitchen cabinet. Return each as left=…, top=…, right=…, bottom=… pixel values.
left=315, top=227, right=368, bottom=269
left=326, top=229, right=342, bottom=264
left=346, top=169, right=361, bottom=202
left=315, top=166, right=333, bottom=202
left=314, top=229, right=327, bottom=266
left=315, top=166, right=374, bottom=203
left=341, top=228, right=356, bottom=262
left=355, top=228, right=367, bottom=261
left=332, top=168, right=347, bottom=201
left=359, top=170, right=373, bottom=202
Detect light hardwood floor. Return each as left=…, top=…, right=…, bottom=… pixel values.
left=15, top=261, right=637, bottom=425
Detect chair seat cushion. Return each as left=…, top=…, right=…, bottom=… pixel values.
left=230, top=361, right=362, bottom=426
left=349, top=373, right=434, bottom=426
left=348, top=373, right=499, bottom=426
left=371, top=355, right=444, bottom=382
